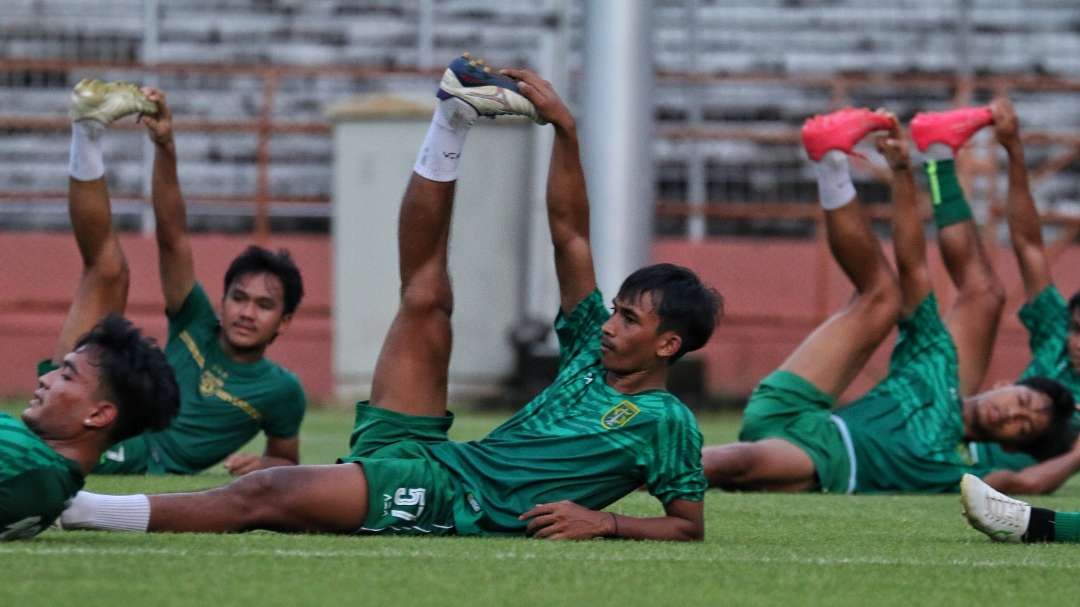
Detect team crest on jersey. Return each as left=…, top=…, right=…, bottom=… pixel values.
left=199, top=369, right=225, bottom=397
left=601, top=400, right=640, bottom=429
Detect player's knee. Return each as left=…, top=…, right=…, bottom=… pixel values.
left=963, top=277, right=1005, bottom=316
left=400, top=280, right=453, bottom=319
left=228, top=468, right=283, bottom=523
left=702, top=443, right=756, bottom=487
left=860, top=277, right=901, bottom=334
left=85, top=249, right=130, bottom=292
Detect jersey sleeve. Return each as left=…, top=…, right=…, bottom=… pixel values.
left=1018, top=285, right=1068, bottom=368
left=553, top=290, right=609, bottom=370
left=167, top=282, right=220, bottom=341
left=259, top=372, right=307, bottom=438
left=887, top=293, right=956, bottom=372
left=643, top=406, right=707, bottom=504
left=0, top=468, right=80, bottom=541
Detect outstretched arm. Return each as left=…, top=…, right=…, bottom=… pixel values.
left=994, top=98, right=1052, bottom=299
left=982, top=437, right=1080, bottom=495
left=502, top=69, right=597, bottom=313
left=223, top=436, right=301, bottom=476
left=876, top=116, right=930, bottom=316
left=141, top=88, right=196, bottom=314
left=519, top=498, right=704, bottom=541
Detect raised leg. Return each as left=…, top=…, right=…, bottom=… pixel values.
left=939, top=222, right=1005, bottom=395
left=368, top=175, right=457, bottom=416
left=779, top=196, right=900, bottom=397
left=53, top=174, right=129, bottom=363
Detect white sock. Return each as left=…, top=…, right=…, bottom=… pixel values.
left=68, top=120, right=106, bottom=181
left=412, top=97, right=478, bottom=182
left=813, top=150, right=856, bottom=210
left=59, top=491, right=150, bottom=532
left=925, top=143, right=954, bottom=162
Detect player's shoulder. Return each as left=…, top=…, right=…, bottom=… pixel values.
left=258, top=360, right=307, bottom=403
left=0, top=412, right=47, bottom=448
left=623, top=390, right=699, bottom=427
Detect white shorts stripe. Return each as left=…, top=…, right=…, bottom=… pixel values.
left=829, top=415, right=857, bottom=494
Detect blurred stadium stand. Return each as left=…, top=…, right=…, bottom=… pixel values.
left=2, top=0, right=1080, bottom=402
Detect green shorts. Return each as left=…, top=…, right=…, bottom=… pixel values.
left=738, top=370, right=853, bottom=494
left=338, top=403, right=460, bottom=536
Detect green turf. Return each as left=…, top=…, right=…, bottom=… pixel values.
left=3, top=402, right=1080, bottom=606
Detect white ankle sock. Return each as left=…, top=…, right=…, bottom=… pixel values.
left=68, top=120, right=106, bottom=181
left=413, top=98, right=478, bottom=182
left=813, top=150, right=856, bottom=210
left=925, top=143, right=954, bottom=162
left=59, top=491, right=150, bottom=532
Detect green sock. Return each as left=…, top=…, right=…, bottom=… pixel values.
left=1053, top=511, right=1080, bottom=543
left=923, top=158, right=973, bottom=228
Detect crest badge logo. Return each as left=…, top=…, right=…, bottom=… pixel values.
left=601, top=400, right=640, bottom=430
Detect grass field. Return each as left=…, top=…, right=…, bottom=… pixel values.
left=4, top=401, right=1080, bottom=607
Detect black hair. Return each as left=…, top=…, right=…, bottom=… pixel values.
left=1014, top=376, right=1077, bottom=460
left=223, top=245, right=305, bottom=316
left=75, top=314, right=180, bottom=443
left=1069, top=290, right=1080, bottom=318
left=615, top=263, right=723, bottom=363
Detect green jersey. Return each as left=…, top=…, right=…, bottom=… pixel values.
left=427, top=290, right=707, bottom=535
left=968, top=285, right=1080, bottom=474
left=0, top=413, right=84, bottom=540
left=96, top=282, right=306, bottom=474
left=835, top=294, right=971, bottom=493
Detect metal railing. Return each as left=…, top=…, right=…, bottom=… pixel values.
left=2, top=59, right=1078, bottom=313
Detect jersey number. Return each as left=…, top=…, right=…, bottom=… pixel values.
left=389, top=488, right=426, bottom=522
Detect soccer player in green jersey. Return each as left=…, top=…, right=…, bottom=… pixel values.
left=2, top=314, right=179, bottom=540
left=59, top=56, right=720, bottom=540
left=700, top=108, right=1075, bottom=494
left=4, top=81, right=184, bottom=539
left=63, top=80, right=307, bottom=476
left=945, top=99, right=1080, bottom=485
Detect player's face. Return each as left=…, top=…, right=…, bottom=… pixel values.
left=600, top=293, right=675, bottom=373
left=971, top=385, right=1053, bottom=445
left=220, top=272, right=290, bottom=351
left=1067, top=307, right=1080, bottom=373
left=22, top=348, right=104, bottom=440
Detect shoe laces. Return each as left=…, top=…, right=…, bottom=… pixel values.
left=983, top=493, right=1027, bottom=529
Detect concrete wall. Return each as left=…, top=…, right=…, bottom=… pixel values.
left=330, top=97, right=534, bottom=400
left=0, top=233, right=332, bottom=399
left=3, top=232, right=1078, bottom=404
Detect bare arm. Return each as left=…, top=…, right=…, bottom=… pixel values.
left=993, top=98, right=1052, bottom=299
left=877, top=117, right=930, bottom=316
left=519, top=498, right=704, bottom=541
left=141, top=88, right=196, bottom=314
left=502, top=69, right=597, bottom=314
left=982, top=440, right=1080, bottom=495
left=223, top=435, right=300, bottom=477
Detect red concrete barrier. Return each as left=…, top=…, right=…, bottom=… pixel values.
left=1, top=233, right=1076, bottom=404
left=0, top=233, right=332, bottom=399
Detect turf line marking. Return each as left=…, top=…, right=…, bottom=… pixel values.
left=1, top=544, right=1077, bottom=570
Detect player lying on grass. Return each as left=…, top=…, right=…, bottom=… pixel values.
left=58, top=55, right=721, bottom=540
left=905, top=100, right=1080, bottom=493
left=961, top=473, right=1080, bottom=543
left=918, top=99, right=1080, bottom=484
left=1, top=315, right=179, bottom=540
left=700, top=109, right=1075, bottom=494
left=63, top=80, right=306, bottom=476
